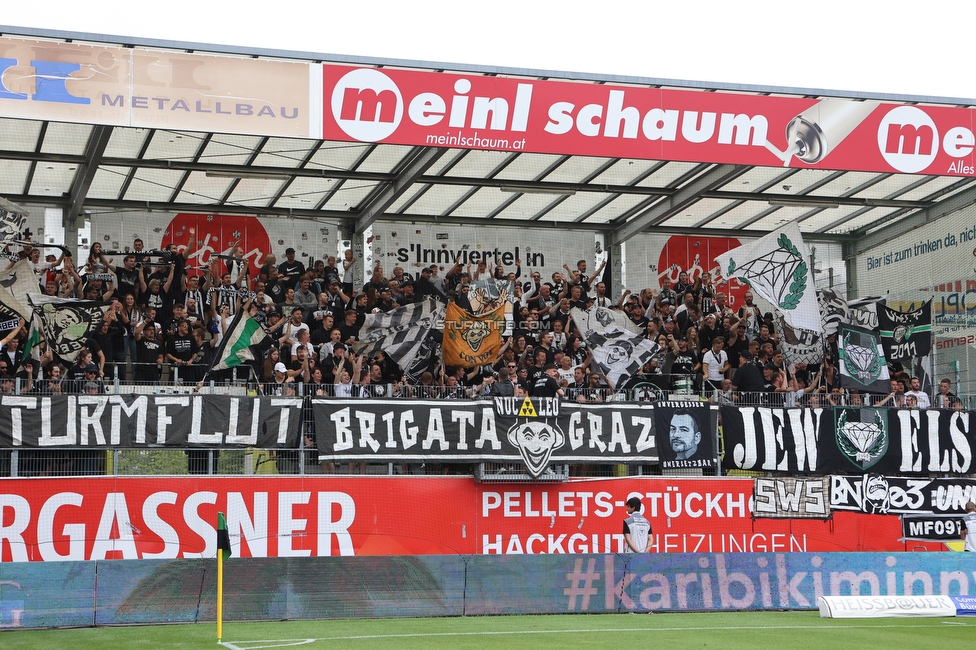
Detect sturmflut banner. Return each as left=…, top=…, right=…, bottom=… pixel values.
left=312, top=398, right=681, bottom=476
left=720, top=406, right=976, bottom=475
left=0, top=395, right=303, bottom=448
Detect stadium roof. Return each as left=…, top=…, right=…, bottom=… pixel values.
left=1, top=25, right=974, bottom=255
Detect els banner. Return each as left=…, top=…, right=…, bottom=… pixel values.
left=721, top=405, right=976, bottom=475
left=0, top=476, right=934, bottom=563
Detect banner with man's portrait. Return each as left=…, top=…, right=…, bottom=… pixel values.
left=653, top=402, right=715, bottom=470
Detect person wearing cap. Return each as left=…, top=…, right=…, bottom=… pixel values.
left=530, top=363, right=565, bottom=398
left=760, top=362, right=789, bottom=405
left=372, top=283, right=395, bottom=313
left=664, top=333, right=699, bottom=392
left=414, top=265, right=445, bottom=302
left=395, top=280, right=416, bottom=306
left=730, top=350, right=765, bottom=401
left=277, top=247, right=306, bottom=288
left=322, top=342, right=354, bottom=384
left=263, top=361, right=291, bottom=396
left=623, top=496, right=651, bottom=553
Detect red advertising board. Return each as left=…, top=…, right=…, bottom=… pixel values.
left=0, top=477, right=937, bottom=562
left=322, top=65, right=976, bottom=177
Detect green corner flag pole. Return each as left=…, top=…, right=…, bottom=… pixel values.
left=217, top=511, right=231, bottom=642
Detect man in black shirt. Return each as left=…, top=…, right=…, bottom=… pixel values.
left=531, top=363, right=565, bottom=398
left=166, top=319, right=200, bottom=383
left=108, top=254, right=140, bottom=301
left=277, top=248, right=306, bottom=288
left=731, top=350, right=765, bottom=398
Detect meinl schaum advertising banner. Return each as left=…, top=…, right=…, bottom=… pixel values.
left=0, top=476, right=933, bottom=562
left=322, top=64, right=976, bottom=177
left=720, top=406, right=975, bottom=475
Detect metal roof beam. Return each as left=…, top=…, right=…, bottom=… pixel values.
left=609, top=164, right=748, bottom=246
left=65, top=125, right=113, bottom=222
left=355, top=147, right=447, bottom=234
left=852, top=181, right=976, bottom=255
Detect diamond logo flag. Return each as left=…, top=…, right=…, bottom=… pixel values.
left=837, top=323, right=890, bottom=393
left=714, top=221, right=822, bottom=334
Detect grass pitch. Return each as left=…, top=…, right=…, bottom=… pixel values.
left=2, top=611, right=974, bottom=649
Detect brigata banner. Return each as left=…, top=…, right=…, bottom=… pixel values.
left=0, top=476, right=933, bottom=562
left=323, top=64, right=976, bottom=177
left=721, top=406, right=975, bottom=475
left=830, top=475, right=976, bottom=516
left=312, top=397, right=673, bottom=476
left=0, top=395, right=303, bottom=448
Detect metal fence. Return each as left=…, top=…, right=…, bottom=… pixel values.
left=0, top=366, right=971, bottom=479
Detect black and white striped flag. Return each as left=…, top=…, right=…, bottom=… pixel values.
left=587, top=330, right=659, bottom=390
left=354, top=300, right=445, bottom=383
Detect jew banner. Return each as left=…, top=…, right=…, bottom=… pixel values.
left=0, top=395, right=303, bottom=448
left=442, top=301, right=505, bottom=368
left=837, top=324, right=890, bottom=393
left=314, top=397, right=667, bottom=477
left=720, top=405, right=976, bottom=475
left=878, top=300, right=932, bottom=363
left=829, top=475, right=976, bottom=516
left=653, top=401, right=715, bottom=470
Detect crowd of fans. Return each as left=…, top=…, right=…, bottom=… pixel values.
left=0, top=236, right=957, bottom=410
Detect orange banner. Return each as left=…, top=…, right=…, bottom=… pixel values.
left=442, top=300, right=505, bottom=368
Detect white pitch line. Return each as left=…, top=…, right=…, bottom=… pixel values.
left=219, top=622, right=976, bottom=648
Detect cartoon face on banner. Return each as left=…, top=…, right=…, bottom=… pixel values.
left=656, top=235, right=747, bottom=307
left=160, top=214, right=271, bottom=278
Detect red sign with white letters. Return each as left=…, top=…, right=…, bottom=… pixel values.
left=322, top=65, right=976, bottom=177
left=0, top=477, right=936, bottom=562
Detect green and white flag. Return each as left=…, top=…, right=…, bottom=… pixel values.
left=211, top=309, right=268, bottom=371
left=838, top=324, right=890, bottom=393
left=714, top=221, right=822, bottom=335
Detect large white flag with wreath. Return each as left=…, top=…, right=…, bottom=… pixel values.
left=714, top=221, right=822, bottom=334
